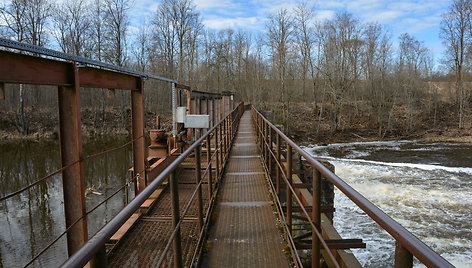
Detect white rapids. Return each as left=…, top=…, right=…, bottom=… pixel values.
left=305, top=141, right=472, bottom=268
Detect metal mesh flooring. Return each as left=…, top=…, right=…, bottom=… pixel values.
left=202, top=111, right=291, bottom=268
left=108, top=168, right=210, bottom=267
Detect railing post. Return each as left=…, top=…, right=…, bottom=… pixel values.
left=207, top=135, right=213, bottom=198
left=312, top=169, right=321, bottom=268
left=58, top=63, right=87, bottom=257
left=276, top=134, right=281, bottom=196
left=224, top=118, right=228, bottom=158
left=195, top=141, right=203, bottom=231
left=219, top=124, right=223, bottom=168
left=395, top=241, right=413, bottom=268
left=170, top=169, right=183, bottom=268
left=268, top=126, right=273, bottom=176
left=286, top=144, right=292, bottom=232
left=263, top=121, right=266, bottom=164
left=216, top=126, right=220, bottom=180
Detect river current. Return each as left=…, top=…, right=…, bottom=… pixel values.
left=305, top=141, right=472, bottom=267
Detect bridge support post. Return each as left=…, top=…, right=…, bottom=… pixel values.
left=219, top=124, right=223, bottom=170
left=395, top=241, right=413, bottom=268
left=286, top=144, right=293, bottom=232
left=195, top=133, right=204, bottom=231
left=207, top=135, right=213, bottom=198
left=132, top=78, right=146, bottom=194
left=276, top=134, right=281, bottom=196
left=170, top=169, right=183, bottom=268
left=215, top=127, right=220, bottom=180
left=312, top=169, right=321, bottom=268
left=268, top=125, right=273, bottom=176
left=58, top=63, right=88, bottom=256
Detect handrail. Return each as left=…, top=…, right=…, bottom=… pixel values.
left=252, top=106, right=454, bottom=268
left=61, top=102, right=244, bottom=268
left=254, top=118, right=340, bottom=268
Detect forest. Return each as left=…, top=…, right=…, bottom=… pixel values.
left=0, top=0, right=471, bottom=143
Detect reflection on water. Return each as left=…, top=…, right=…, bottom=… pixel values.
left=0, top=137, right=133, bottom=267
left=306, top=141, right=472, bottom=268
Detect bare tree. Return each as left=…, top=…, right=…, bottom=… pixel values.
left=53, top=0, right=92, bottom=56
left=104, top=0, right=129, bottom=66
left=440, top=0, right=471, bottom=129
left=294, top=2, right=317, bottom=104
left=266, top=9, right=294, bottom=128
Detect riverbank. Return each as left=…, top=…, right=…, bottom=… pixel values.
left=278, top=102, right=472, bottom=146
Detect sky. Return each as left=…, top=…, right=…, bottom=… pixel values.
left=130, top=0, right=451, bottom=65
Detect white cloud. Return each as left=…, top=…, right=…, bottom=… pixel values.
left=194, top=0, right=239, bottom=10
left=315, top=10, right=336, bottom=21
left=203, top=16, right=263, bottom=30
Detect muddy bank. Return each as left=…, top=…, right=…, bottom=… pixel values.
left=263, top=102, right=472, bottom=146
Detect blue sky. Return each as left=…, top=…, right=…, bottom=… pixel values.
left=131, top=0, right=450, bottom=63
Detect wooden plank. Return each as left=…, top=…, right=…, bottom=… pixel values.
left=110, top=213, right=141, bottom=243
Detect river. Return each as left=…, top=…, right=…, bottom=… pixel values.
left=305, top=141, right=472, bottom=267
left=0, top=137, right=133, bottom=267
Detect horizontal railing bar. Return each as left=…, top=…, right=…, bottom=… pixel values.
left=61, top=103, right=243, bottom=268
left=253, top=107, right=454, bottom=268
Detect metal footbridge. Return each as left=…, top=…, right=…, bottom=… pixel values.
left=0, top=39, right=455, bottom=268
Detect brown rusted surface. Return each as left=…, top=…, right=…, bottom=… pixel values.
left=202, top=111, right=290, bottom=268
left=107, top=221, right=199, bottom=267
left=107, top=166, right=210, bottom=267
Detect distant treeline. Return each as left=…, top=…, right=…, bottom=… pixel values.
left=0, top=0, right=470, bottom=137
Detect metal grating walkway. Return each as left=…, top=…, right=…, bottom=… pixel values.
left=201, top=111, right=291, bottom=267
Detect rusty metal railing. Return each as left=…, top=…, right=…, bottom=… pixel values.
left=251, top=107, right=454, bottom=268
left=61, top=102, right=244, bottom=268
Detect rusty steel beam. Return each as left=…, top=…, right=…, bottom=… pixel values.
left=0, top=50, right=73, bottom=86
left=131, top=78, right=146, bottom=194
left=0, top=82, right=4, bottom=100
left=79, top=67, right=139, bottom=90
left=206, top=135, right=213, bottom=198
left=312, top=169, right=321, bottom=268
left=170, top=169, right=183, bottom=268
left=0, top=50, right=141, bottom=90
left=286, top=144, right=293, bottom=233
left=395, top=241, right=413, bottom=268
left=195, top=143, right=203, bottom=231
left=58, top=63, right=88, bottom=256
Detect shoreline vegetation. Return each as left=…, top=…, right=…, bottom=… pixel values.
left=1, top=101, right=471, bottom=146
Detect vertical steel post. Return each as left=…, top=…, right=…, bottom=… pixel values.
left=132, top=78, right=146, bottom=194
left=215, top=126, right=220, bottom=179
left=262, top=121, right=266, bottom=164
left=195, top=141, right=203, bottom=231
left=58, top=63, right=87, bottom=256
left=170, top=169, right=183, bottom=268
left=276, top=134, right=281, bottom=196
left=395, top=241, right=413, bottom=268
left=0, top=82, right=4, bottom=100
left=223, top=118, right=227, bottom=159
left=219, top=124, right=223, bottom=167
left=268, top=126, right=273, bottom=176
left=286, top=144, right=293, bottom=232
left=172, top=83, right=177, bottom=137
left=312, top=169, right=321, bottom=268
left=207, top=135, right=213, bottom=198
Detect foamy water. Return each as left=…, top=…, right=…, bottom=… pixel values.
left=306, top=141, right=472, bottom=267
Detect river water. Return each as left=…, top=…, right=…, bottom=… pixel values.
left=305, top=141, right=472, bottom=267
left=0, top=137, right=133, bottom=267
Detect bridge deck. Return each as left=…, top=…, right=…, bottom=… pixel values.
left=201, top=111, right=291, bottom=267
